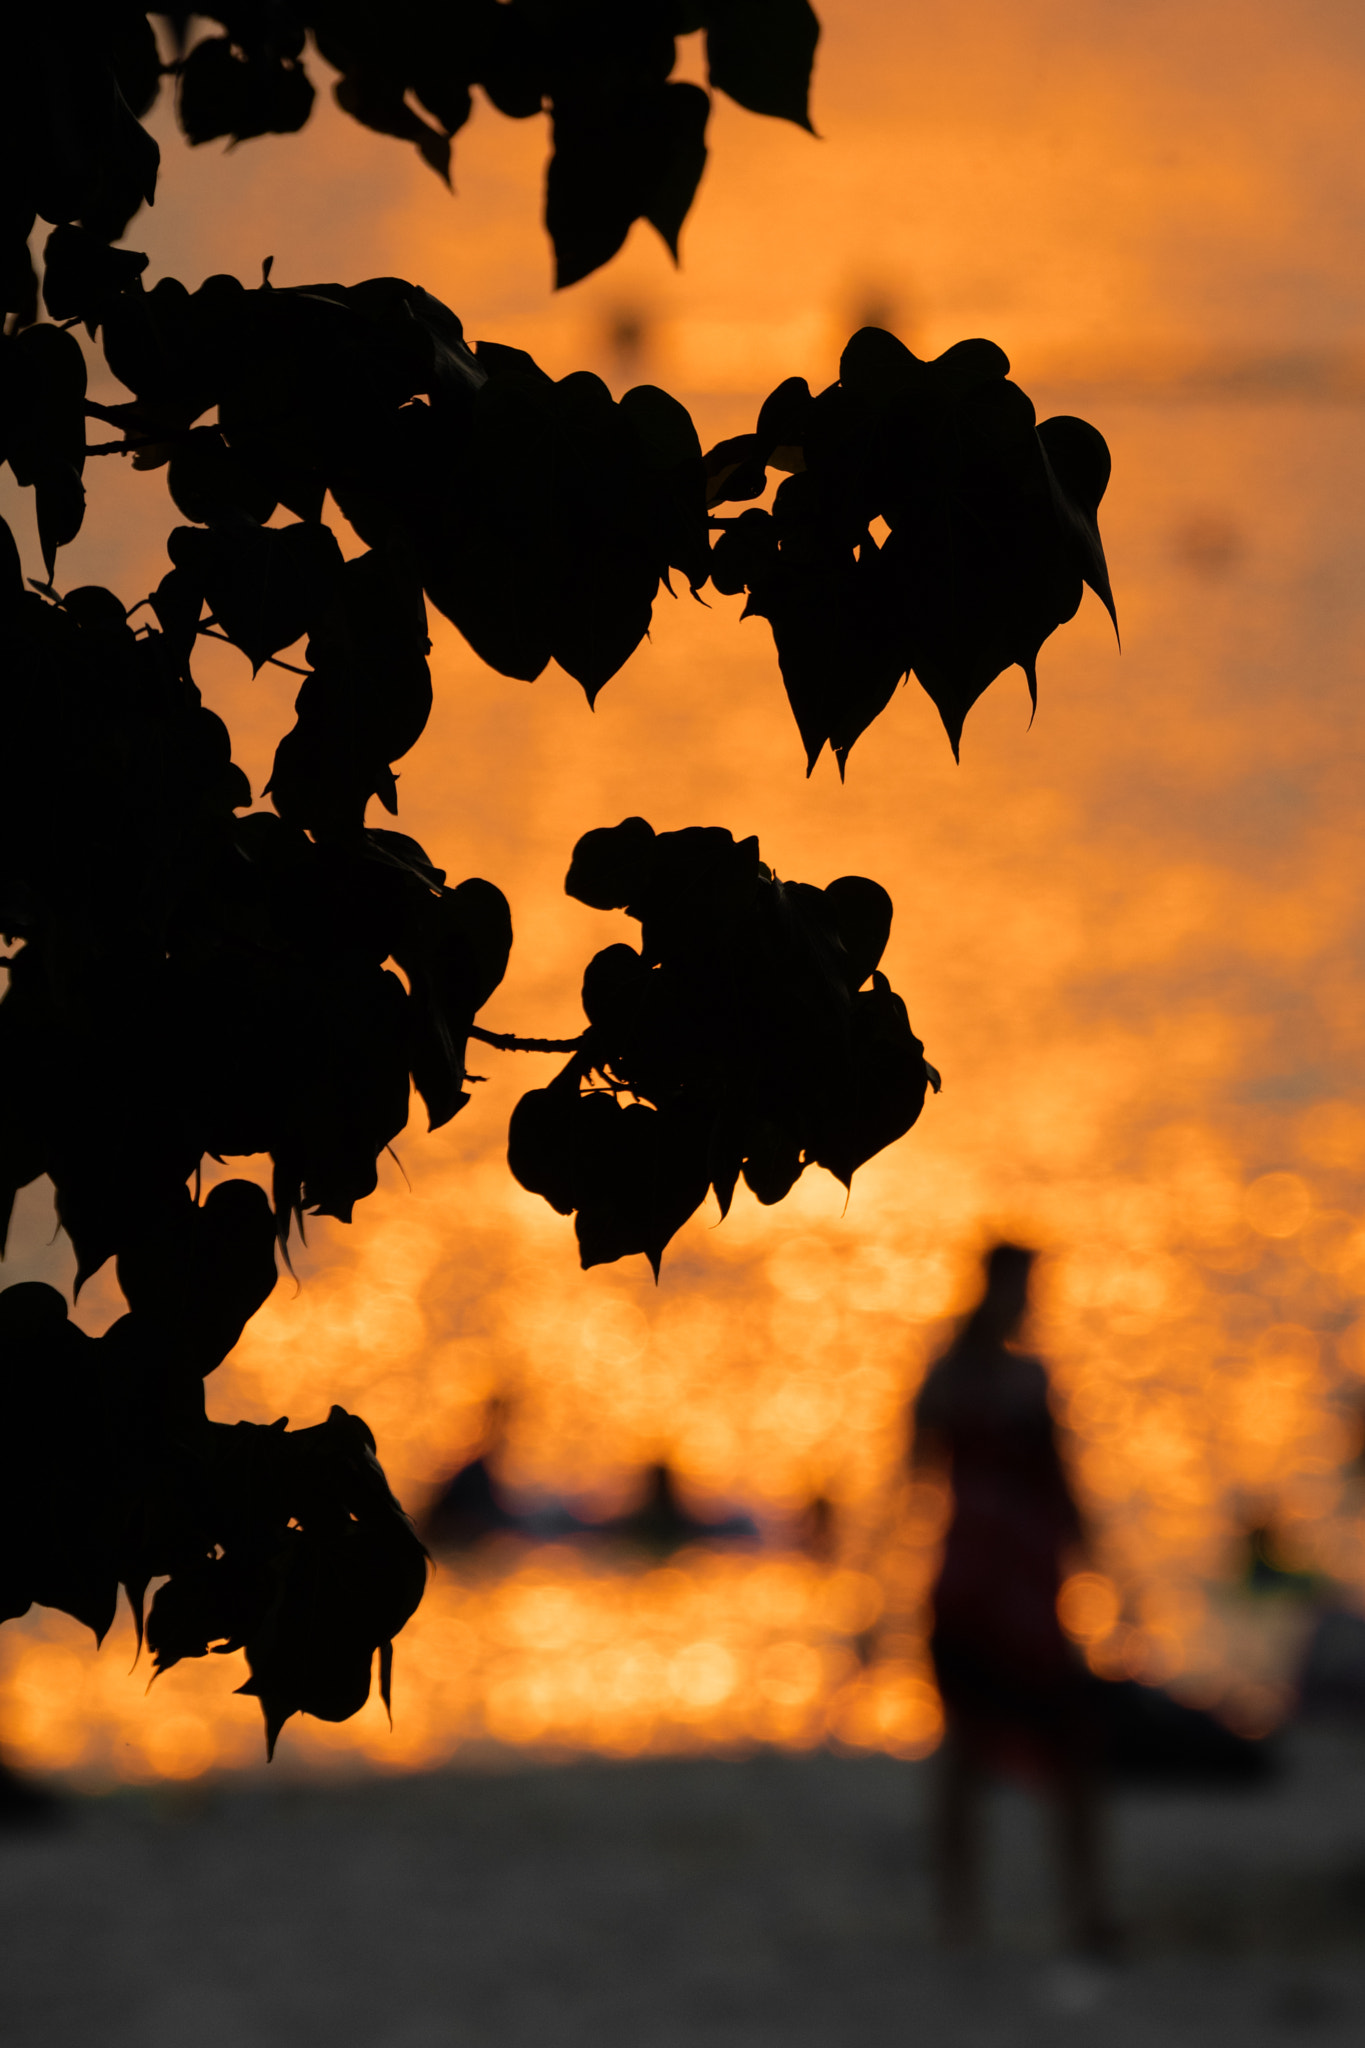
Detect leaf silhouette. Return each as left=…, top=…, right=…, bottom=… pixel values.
left=168, top=520, right=346, bottom=674
left=703, top=328, right=1116, bottom=768
left=41, top=224, right=148, bottom=334
left=168, top=426, right=278, bottom=527
left=333, top=70, right=451, bottom=184
left=116, top=1180, right=278, bottom=1375
left=179, top=36, right=315, bottom=147
left=707, top=0, right=821, bottom=128
left=1, top=322, right=89, bottom=575
left=0, top=1283, right=119, bottom=1642
left=511, top=820, right=936, bottom=1272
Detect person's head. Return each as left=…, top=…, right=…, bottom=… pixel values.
left=978, top=1241, right=1036, bottom=1342
left=480, top=1392, right=515, bottom=1451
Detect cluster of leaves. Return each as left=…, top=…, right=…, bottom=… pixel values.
left=0, top=510, right=513, bottom=1271
left=2, top=2, right=819, bottom=321
left=706, top=327, right=1117, bottom=771
left=3, top=11, right=161, bottom=326
left=5, top=247, right=1113, bottom=761
left=0, top=276, right=1113, bottom=1737
left=509, top=818, right=940, bottom=1273
left=17, top=254, right=713, bottom=709
left=171, top=1, right=818, bottom=287
left=0, top=502, right=502, bottom=1741
left=0, top=8, right=1120, bottom=1746
left=0, top=1248, right=426, bottom=1754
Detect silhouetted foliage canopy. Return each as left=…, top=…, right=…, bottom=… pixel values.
left=0, top=1270, right=426, bottom=1756
left=0, top=3, right=1115, bottom=1748
left=5, top=4, right=820, bottom=306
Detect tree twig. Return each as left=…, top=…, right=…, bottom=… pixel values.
left=467, top=1024, right=585, bottom=1054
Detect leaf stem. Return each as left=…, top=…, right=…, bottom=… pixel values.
left=196, top=625, right=310, bottom=676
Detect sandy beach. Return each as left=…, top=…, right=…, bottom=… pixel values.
left=4, top=1727, right=1365, bottom=2046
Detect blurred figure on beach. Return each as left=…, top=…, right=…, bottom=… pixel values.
left=912, top=1243, right=1115, bottom=1951
left=795, top=1490, right=839, bottom=1564
left=423, top=1414, right=761, bottom=1560
left=596, top=1461, right=759, bottom=1556
left=421, top=1396, right=521, bottom=1554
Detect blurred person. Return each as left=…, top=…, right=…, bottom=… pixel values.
left=0, top=1752, right=61, bottom=1829
left=421, top=1396, right=522, bottom=1553
left=796, top=1490, right=839, bottom=1564
left=598, top=1461, right=759, bottom=1555
left=912, top=1243, right=1116, bottom=1952
left=1242, top=1520, right=1322, bottom=1599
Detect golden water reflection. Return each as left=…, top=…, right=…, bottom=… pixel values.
left=0, top=1554, right=943, bottom=1785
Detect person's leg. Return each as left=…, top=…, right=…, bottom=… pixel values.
left=934, top=1730, right=984, bottom=1944
left=1049, top=1761, right=1118, bottom=1952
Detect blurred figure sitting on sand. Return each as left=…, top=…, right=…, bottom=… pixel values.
left=423, top=1416, right=761, bottom=1559
left=421, top=1396, right=522, bottom=1553
left=912, top=1242, right=1117, bottom=1953
left=596, top=1461, right=759, bottom=1556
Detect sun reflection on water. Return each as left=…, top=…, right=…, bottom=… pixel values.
left=0, top=1553, right=943, bottom=1784
left=5, top=1120, right=1365, bottom=1785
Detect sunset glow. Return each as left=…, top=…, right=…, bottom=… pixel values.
left=5, top=0, right=1365, bottom=1782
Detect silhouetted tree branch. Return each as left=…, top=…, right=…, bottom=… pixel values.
left=468, top=1026, right=587, bottom=1055
left=0, top=2, right=1116, bottom=1751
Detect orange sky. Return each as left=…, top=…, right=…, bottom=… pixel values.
left=5, top=1, right=1365, bottom=1778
